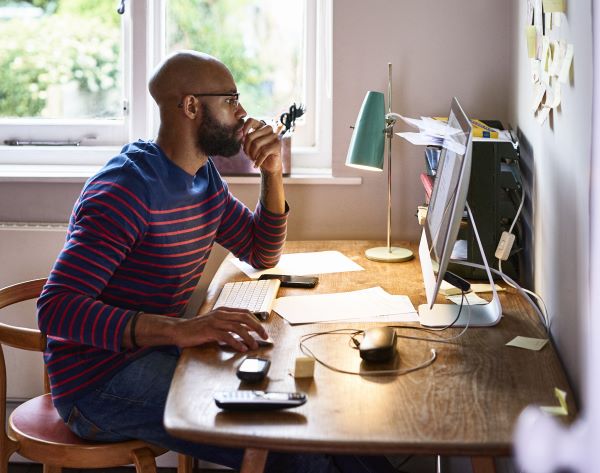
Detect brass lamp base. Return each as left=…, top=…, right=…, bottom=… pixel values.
left=365, top=246, right=414, bottom=263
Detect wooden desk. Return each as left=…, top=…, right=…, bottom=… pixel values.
left=164, top=241, right=575, bottom=473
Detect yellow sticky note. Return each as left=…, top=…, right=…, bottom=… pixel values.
left=470, top=283, right=505, bottom=294
left=506, top=336, right=548, bottom=351
left=526, top=25, right=537, bottom=58
left=541, top=388, right=569, bottom=416
left=542, top=0, right=566, bottom=13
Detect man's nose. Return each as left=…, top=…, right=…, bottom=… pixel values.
left=236, top=103, right=247, bottom=119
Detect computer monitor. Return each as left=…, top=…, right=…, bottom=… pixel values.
left=418, top=97, right=502, bottom=327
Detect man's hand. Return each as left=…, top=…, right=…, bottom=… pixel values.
left=173, top=308, right=268, bottom=351
left=242, top=118, right=283, bottom=175
left=125, top=308, right=269, bottom=352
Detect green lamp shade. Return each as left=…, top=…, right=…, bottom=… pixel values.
left=345, top=91, right=385, bottom=171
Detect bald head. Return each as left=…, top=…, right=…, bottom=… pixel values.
left=148, top=50, right=235, bottom=110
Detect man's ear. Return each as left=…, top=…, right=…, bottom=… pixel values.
left=181, top=96, right=200, bottom=119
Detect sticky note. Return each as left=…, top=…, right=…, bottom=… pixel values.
left=542, top=0, right=565, bottom=13
left=526, top=25, right=537, bottom=58
left=558, top=43, right=574, bottom=83
left=541, top=387, right=569, bottom=416
left=541, top=36, right=551, bottom=73
left=293, top=356, right=315, bottom=378
left=544, top=9, right=552, bottom=32
left=506, top=336, right=548, bottom=351
left=553, top=11, right=562, bottom=27
left=470, top=283, right=505, bottom=294
left=446, top=293, right=488, bottom=306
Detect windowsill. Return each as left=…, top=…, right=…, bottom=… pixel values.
left=0, top=164, right=362, bottom=185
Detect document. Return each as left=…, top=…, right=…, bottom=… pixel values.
left=272, top=286, right=417, bottom=325
left=230, top=250, right=364, bottom=279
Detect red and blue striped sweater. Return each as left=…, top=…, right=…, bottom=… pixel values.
left=37, top=140, right=287, bottom=406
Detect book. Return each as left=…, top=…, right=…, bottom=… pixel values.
left=433, top=117, right=500, bottom=139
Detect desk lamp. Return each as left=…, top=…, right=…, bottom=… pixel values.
left=346, top=63, right=413, bottom=262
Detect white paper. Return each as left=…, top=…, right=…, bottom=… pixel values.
left=536, top=105, right=551, bottom=125
left=273, top=286, right=417, bottom=325
left=396, top=131, right=442, bottom=147
left=531, top=83, right=546, bottom=112
left=230, top=251, right=364, bottom=279
left=558, top=43, right=574, bottom=84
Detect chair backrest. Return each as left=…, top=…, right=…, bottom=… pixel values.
left=0, top=278, right=47, bottom=445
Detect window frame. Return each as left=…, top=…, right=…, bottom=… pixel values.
left=0, top=0, right=332, bottom=172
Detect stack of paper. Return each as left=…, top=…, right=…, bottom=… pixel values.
left=272, top=286, right=418, bottom=325
left=395, top=115, right=466, bottom=155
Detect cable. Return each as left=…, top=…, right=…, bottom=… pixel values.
left=454, top=260, right=550, bottom=333
left=492, top=172, right=551, bottom=332
left=297, top=292, right=473, bottom=377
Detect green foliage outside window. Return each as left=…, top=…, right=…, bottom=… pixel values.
left=0, top=0, right=285, bottom=119
left=0, top=0, right=120, bottom=118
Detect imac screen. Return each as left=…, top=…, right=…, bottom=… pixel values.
left=421, top=97, right=473, bottom=308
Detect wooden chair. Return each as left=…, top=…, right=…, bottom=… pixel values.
left=0, top=278, right=193, bottom=473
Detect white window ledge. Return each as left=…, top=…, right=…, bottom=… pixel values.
left=0, top=164, right=362, bottom=185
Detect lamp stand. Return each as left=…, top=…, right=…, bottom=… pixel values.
left=365, top=63, right=414, bottom=263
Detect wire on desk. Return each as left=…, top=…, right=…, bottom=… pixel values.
left=298, top=291, right=474, bottom=377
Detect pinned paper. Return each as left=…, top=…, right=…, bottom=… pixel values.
left=536, top=106, right=551, bottom=125
left=526, top=25, right=537, bottom=58
left=541, top=387, right=569, bottom=416
left=541, top=36, right=551, bottom=72
left=553, top=11, right=562, bottom=27
left=531, top=83, right=546, bottom=112
left=542, top=0, right=565, bottom=12
left=506, top=336, right=548, bottom=351
left=550, top=80, right=561, bottom=109
left=548, top=41, right=561, bottom=76
left=558, top=43, right=574, bottom=83
left=544, top=9, right=552, bottom=32
left=530, top=59, right=541, bottom=84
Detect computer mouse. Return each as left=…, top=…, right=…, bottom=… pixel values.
left=359, top=327, right=397, bottom=362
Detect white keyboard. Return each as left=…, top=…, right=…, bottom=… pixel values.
left=213, top=279, right=281, bottom=320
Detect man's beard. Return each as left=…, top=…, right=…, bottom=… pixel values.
left=196, top=104, right=244, bottom=157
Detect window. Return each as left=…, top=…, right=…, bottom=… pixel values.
left=0, top=0, right=332, bottom=171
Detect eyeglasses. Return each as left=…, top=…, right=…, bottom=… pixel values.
left=177, top=92, right=240, bottom=110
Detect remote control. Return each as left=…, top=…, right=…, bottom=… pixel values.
left=214, top=390, right=307, bottom=411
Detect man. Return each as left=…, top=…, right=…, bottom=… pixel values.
left=38, top=51, right=395, bottom=473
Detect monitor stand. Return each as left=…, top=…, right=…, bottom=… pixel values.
left=418, top=204, right=502, bottom=328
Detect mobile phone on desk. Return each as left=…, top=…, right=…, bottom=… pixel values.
left=258, top=274, right=318, bottom=288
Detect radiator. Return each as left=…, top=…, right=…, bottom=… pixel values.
left=0, top=222, right=68, bottom=401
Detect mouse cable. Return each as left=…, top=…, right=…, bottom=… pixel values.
left=453, top=259, right=550, bottom=334
left=386, top=291, right=473, bottom=345
left=299, top=328, right=438, bottom=377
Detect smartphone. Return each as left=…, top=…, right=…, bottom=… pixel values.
left=236, top=357, right=271, bottom=383
left=258, top=274, right=318, bottom=288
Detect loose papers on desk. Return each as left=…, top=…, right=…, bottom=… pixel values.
left=396, top=115, right=511, bottom=151
left=230, top=250, right=364, bottom=279
left=272, top=286, right=417, bottom=325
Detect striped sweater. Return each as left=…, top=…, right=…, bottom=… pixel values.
left=37, top=140, right=288, bottom=406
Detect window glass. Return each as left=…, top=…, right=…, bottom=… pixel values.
left=0, top=0, right=123, bottom=120
left=165, top=0, right=305, bottom=120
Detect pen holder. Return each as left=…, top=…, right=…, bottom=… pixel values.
left=212, top=135, right=291, bottom=176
